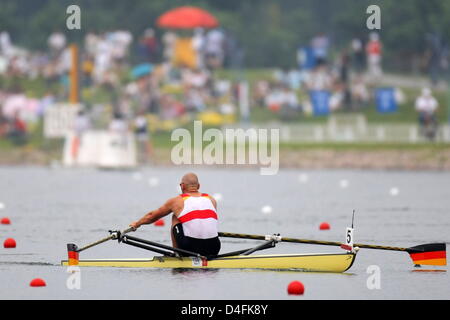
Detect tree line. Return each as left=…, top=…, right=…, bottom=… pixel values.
left=1, top=0, right=449, bottom=70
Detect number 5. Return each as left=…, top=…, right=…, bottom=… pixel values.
left=346, top=227, right=354, bottom=247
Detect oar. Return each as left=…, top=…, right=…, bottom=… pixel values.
left=66, top=227, right=135, bottom=265
left=218, top=232, right=447, bottom=266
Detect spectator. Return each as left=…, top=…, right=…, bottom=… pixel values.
left=71, top=109, right=91, bottom=160
left=134, top=110, right=154, bottom=164
left=109, top=112, right=129, bottom=147
left=425, top=32, right=448, bottom=87
left=109, top=112, right=128, bottom=133
left=415, top=88, right=439, bottom=139
left=74, top=109, right=91, bottom=137
left=93, top=33, right=113, bottom=85
left=304, top=62, right=333, bottom=91
left=350, top=75, right=370, bottom=109
left=192, top=28, right=206, bottom=69
left=264, top=83, right=284, bottom=112
left=8, top=111, right=27, bottom=145
left=279, top=87, right=301, bottom=120
left=287, top=69, right=302, bottom=90
left=351, top=37, right=366, bottom=73
left=311, top=33, right=330, bottom=65
left=162, top=31, right=177, bottom=63
left=85, top=32, right=99, bottom=57
left=253, top=80, right=270, bottom=108
left=183, top=68, right=209, bottom=89
left=47, top=31, right=66, bottom=58
left=0, top=112, right=8, bottom=138
left=337, top=50, right=352, bottom=110
left=204, top=28, right=225, bottom=69
left=0, top=31, right=14, bottom=58
left=274, top=68, right=292, bottom=89
left=160, top=94, right=185, bottom=119
left=81, top=54, right=95, bottom=87
left=139, top=29, right=158, bottom=63
left=185, top=89, right=206, bottom=112
left=280, top=86, right=300, bottom=110
left=329, top=83, right=346, bottom=111
left=263, top=83, right=301, bottom=117
left=110, top=30, right=133, bottom=64
left=2, top=87, right=28, bottom=119
left=366, top=32, right=383, bottom=80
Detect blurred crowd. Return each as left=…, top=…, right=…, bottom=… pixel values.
left=0, top=27, right=446, bottom=147
left=0, top=27, right=240, bottom=147
left=252, top=31, right=447, bottom=126
left=252, top=32, right=386, bottom=118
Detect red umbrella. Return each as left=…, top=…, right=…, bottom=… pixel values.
left=157, top=6, right=219, bottom=29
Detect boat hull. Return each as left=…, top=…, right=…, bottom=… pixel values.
left=61, top=252, right=356, bottom=273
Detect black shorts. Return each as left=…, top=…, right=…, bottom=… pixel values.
left=172, top=224, right=221, bottom=257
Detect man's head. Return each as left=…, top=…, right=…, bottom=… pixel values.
left=180, top=173, right=200, bottom=193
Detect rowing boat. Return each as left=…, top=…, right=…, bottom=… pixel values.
left=61, top=251, right=356, bottom=272
left=61, top=224, right=446, bottom=274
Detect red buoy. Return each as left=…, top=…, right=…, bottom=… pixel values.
left=319, top=222, right=330, bottom=230
left=3, top=238, right=16, bottom=248
left=154, top=219, right=165, bottom=227
left=1, top=217, right=11, bottom=225
left=287, top=281, right=305, bottom=295
left=30, top=278, right=46, bottom=287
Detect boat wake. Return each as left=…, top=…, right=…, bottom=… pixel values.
left=0, top=261, right=56, bottom=266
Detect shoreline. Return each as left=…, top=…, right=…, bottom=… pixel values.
left=1, top=147, right=450, bottom=171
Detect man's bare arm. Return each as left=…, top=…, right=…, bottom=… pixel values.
left=130, top=198, right=176, bottom=229
left=209, top=196, right=218, bottom=210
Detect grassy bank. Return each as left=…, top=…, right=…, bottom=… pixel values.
left=2, top=129, right=450, bottom=170
left=2, top=69, right=450, bottom=168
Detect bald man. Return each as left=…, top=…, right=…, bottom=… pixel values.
left=130, top=173, right=220, bottom=257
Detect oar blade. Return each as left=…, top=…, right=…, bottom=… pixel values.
left=67, top=243, right=79, bottom=266
left=407, top=243, right=447, bottom=266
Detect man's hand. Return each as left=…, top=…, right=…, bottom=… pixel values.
left=129, top=222, right=140, bottom=231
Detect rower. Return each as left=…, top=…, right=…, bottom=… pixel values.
left=129, top=173, right=221, bottom=257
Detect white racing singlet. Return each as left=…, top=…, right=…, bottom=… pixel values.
left=178, top=193, right=218, bottom=239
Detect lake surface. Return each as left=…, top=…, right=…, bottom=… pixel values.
left=0, top=166, right=449, bottom=300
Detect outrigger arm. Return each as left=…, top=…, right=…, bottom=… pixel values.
left=109, top=230, right=282, bottom=261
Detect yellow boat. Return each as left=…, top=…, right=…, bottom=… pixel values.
left=62, top=225, right=447, bottom=273
left=61, top=252, right=356, bottom=273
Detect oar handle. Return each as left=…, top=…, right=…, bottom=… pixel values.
left=122, top=227, right=136, bottom=235
left=77, top=227, right=135, bottom=253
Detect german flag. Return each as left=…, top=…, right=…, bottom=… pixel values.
left=407, top=243, right=446, bottom=266
left=67, top=243, right=79, bottom=266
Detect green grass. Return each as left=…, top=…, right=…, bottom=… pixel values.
left=214, top=68, right=275, bottom=83
left=0, top=138, right=14, bottom=150
left=0, top=75, right=60, bottom=97
left=0, top=119, right=64, bottom=153
left=152, top=131, right=173, bottom=149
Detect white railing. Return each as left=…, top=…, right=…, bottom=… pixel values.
left=223, top=115, right=450, bottom=144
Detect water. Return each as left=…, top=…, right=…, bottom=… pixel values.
left=0, top=166, right=449, bottom=299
